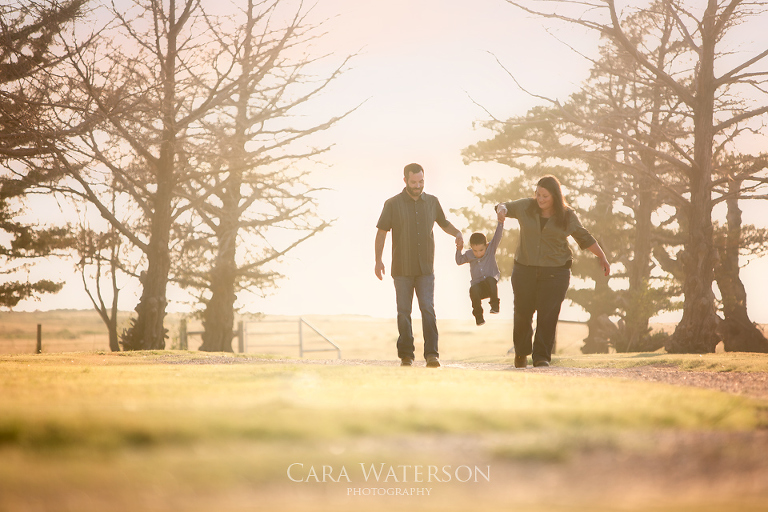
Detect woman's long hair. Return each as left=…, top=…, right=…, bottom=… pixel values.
left=529, top=175, right=569, bottom=229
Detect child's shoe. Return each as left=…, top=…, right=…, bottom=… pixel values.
left=490, top=299, right=500, bottom=314
left=475, top=314, right=485, bottom=326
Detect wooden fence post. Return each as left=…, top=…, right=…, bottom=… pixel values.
left=298, top=318, right=303, bottom=357
left=237, top=320, right=244, bottom=353
left=36, top=324, right=42, bottom=354
left=180, top=318, right=188, bottom=351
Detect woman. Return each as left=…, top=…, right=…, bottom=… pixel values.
left=496, top=175, right=610, bottom=368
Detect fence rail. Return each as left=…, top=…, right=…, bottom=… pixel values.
left=179, top=317, right=341, bottom=359
left=297, top=317, right=341, bottom=358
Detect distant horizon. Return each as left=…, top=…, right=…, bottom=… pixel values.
left=0, top=307, right=697, bottom=326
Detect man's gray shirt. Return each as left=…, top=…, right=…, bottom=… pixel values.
left=377, top=189, right=451, bottom=277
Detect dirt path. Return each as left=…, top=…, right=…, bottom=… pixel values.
left=289, top=357, right=768, bottom=401
left=443, top=361, right=768, bottom=401
left=159, top=354, right=768, bottom=401
left=516, top=364, right=768, bottom=400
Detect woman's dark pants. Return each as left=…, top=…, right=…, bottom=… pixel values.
left=511, top=264, right=570, bottom=364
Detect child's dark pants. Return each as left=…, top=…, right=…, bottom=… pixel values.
left=469, top=276, right=499, bottom=321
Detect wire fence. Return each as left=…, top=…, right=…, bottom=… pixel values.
left=179, top=317, right=341, bottom=359
left=1, top=312, right=340, bottom=359
left=0, top=324, right=111, bottom=354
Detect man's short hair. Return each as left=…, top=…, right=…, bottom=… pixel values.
left=469, top=232, right=487, bottom=246
left=404, top=163, right=424, bottom=178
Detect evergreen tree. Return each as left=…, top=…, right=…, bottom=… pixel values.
left=502, top=0, right=768, bottom=353
left=0, top=0, right=86, bottom=308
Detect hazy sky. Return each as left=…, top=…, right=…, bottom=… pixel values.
left=18, top=0, right=768, bottom=323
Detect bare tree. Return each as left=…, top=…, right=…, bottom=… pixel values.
left=75, top=225, right=122, bottom=351
left=172, top=0, right=354, bottom=352
left=53, top=0, right=248, bottom=349
left=73, top=182, right=145, bottom=351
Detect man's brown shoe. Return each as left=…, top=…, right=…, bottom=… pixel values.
left=514, top=354, right=527, bottom=368
left=426, top=355, right=441, bottom=368
left=400, top=358, right=414, bottom=366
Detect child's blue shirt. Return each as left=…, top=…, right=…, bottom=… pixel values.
left=456, top=221, right=503, bottom=286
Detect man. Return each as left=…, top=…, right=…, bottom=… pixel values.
left=375, top=163, right=464, bottom=368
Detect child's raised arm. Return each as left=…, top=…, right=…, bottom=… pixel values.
left=455, top=244, right=471, bottom=265
left=486, top=220, right=504, bottom=256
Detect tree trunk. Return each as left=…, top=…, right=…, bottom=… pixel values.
left=579, top=167, right=615, bottom=354
left=199, top=0, right=254, bottom=352
left=107, top=235, right=121, bottom=352
left=120, top=184, right=172, bottom=350
left=665, top=0, right=720, bottom=354
left=119, top=0, right=180, bottom=351
left=199, top=193, right=238, bottom=353
left=714, top=178, right=768, bottom=352
left=666, top=186, right=720, bottom=353
left=108, top=326, right=120, bottom=352
left=581, top=313, right=617, bottom=354
left=95, top=289, right=121, bottom=352
left=107, top=288, right=120, bottom=352
left=624, top=47, right=667, bottom=353
left=623, top=171, right=654, bottom=352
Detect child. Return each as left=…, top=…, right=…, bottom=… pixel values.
left=456, top=215, right=504, bottom=326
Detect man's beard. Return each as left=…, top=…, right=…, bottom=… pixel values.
left=406, top=185, right=423, bottom=197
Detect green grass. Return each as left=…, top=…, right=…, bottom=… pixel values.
left=0, top=351, right=762, bottom=450
left=1, top=351, right=768, bottom=512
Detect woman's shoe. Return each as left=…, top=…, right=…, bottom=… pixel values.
left=514, top=354, right=527, bottom=368
left=426, top=355, right=441, bottom=368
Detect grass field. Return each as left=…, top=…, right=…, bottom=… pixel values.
left=2, top=311, right=768, bottom=511
left=0, top=309, right=595, bottom=358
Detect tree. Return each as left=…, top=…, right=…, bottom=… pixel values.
left=0, top=208, right=67, bottom=308
left=461, top=57, right=681, bottom=353
left=74, top=225, right=122, bottom=351
left=712, top=154, right=768, bottom=352
left=54, top=0, right=247, bottom=350
left=172, top=0, right=351, bottom=352
left=0, top=0, right=87, bottom=308
left=0, top=0, right=87, bottom=158
left=504, top=0, right=768, bottom=353
left=73, top=184, right=143, bottom=352
left=460, top=109, right=625, bottom=352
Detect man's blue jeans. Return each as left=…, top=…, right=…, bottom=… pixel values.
left=393, top=274, right=438, bottom=360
